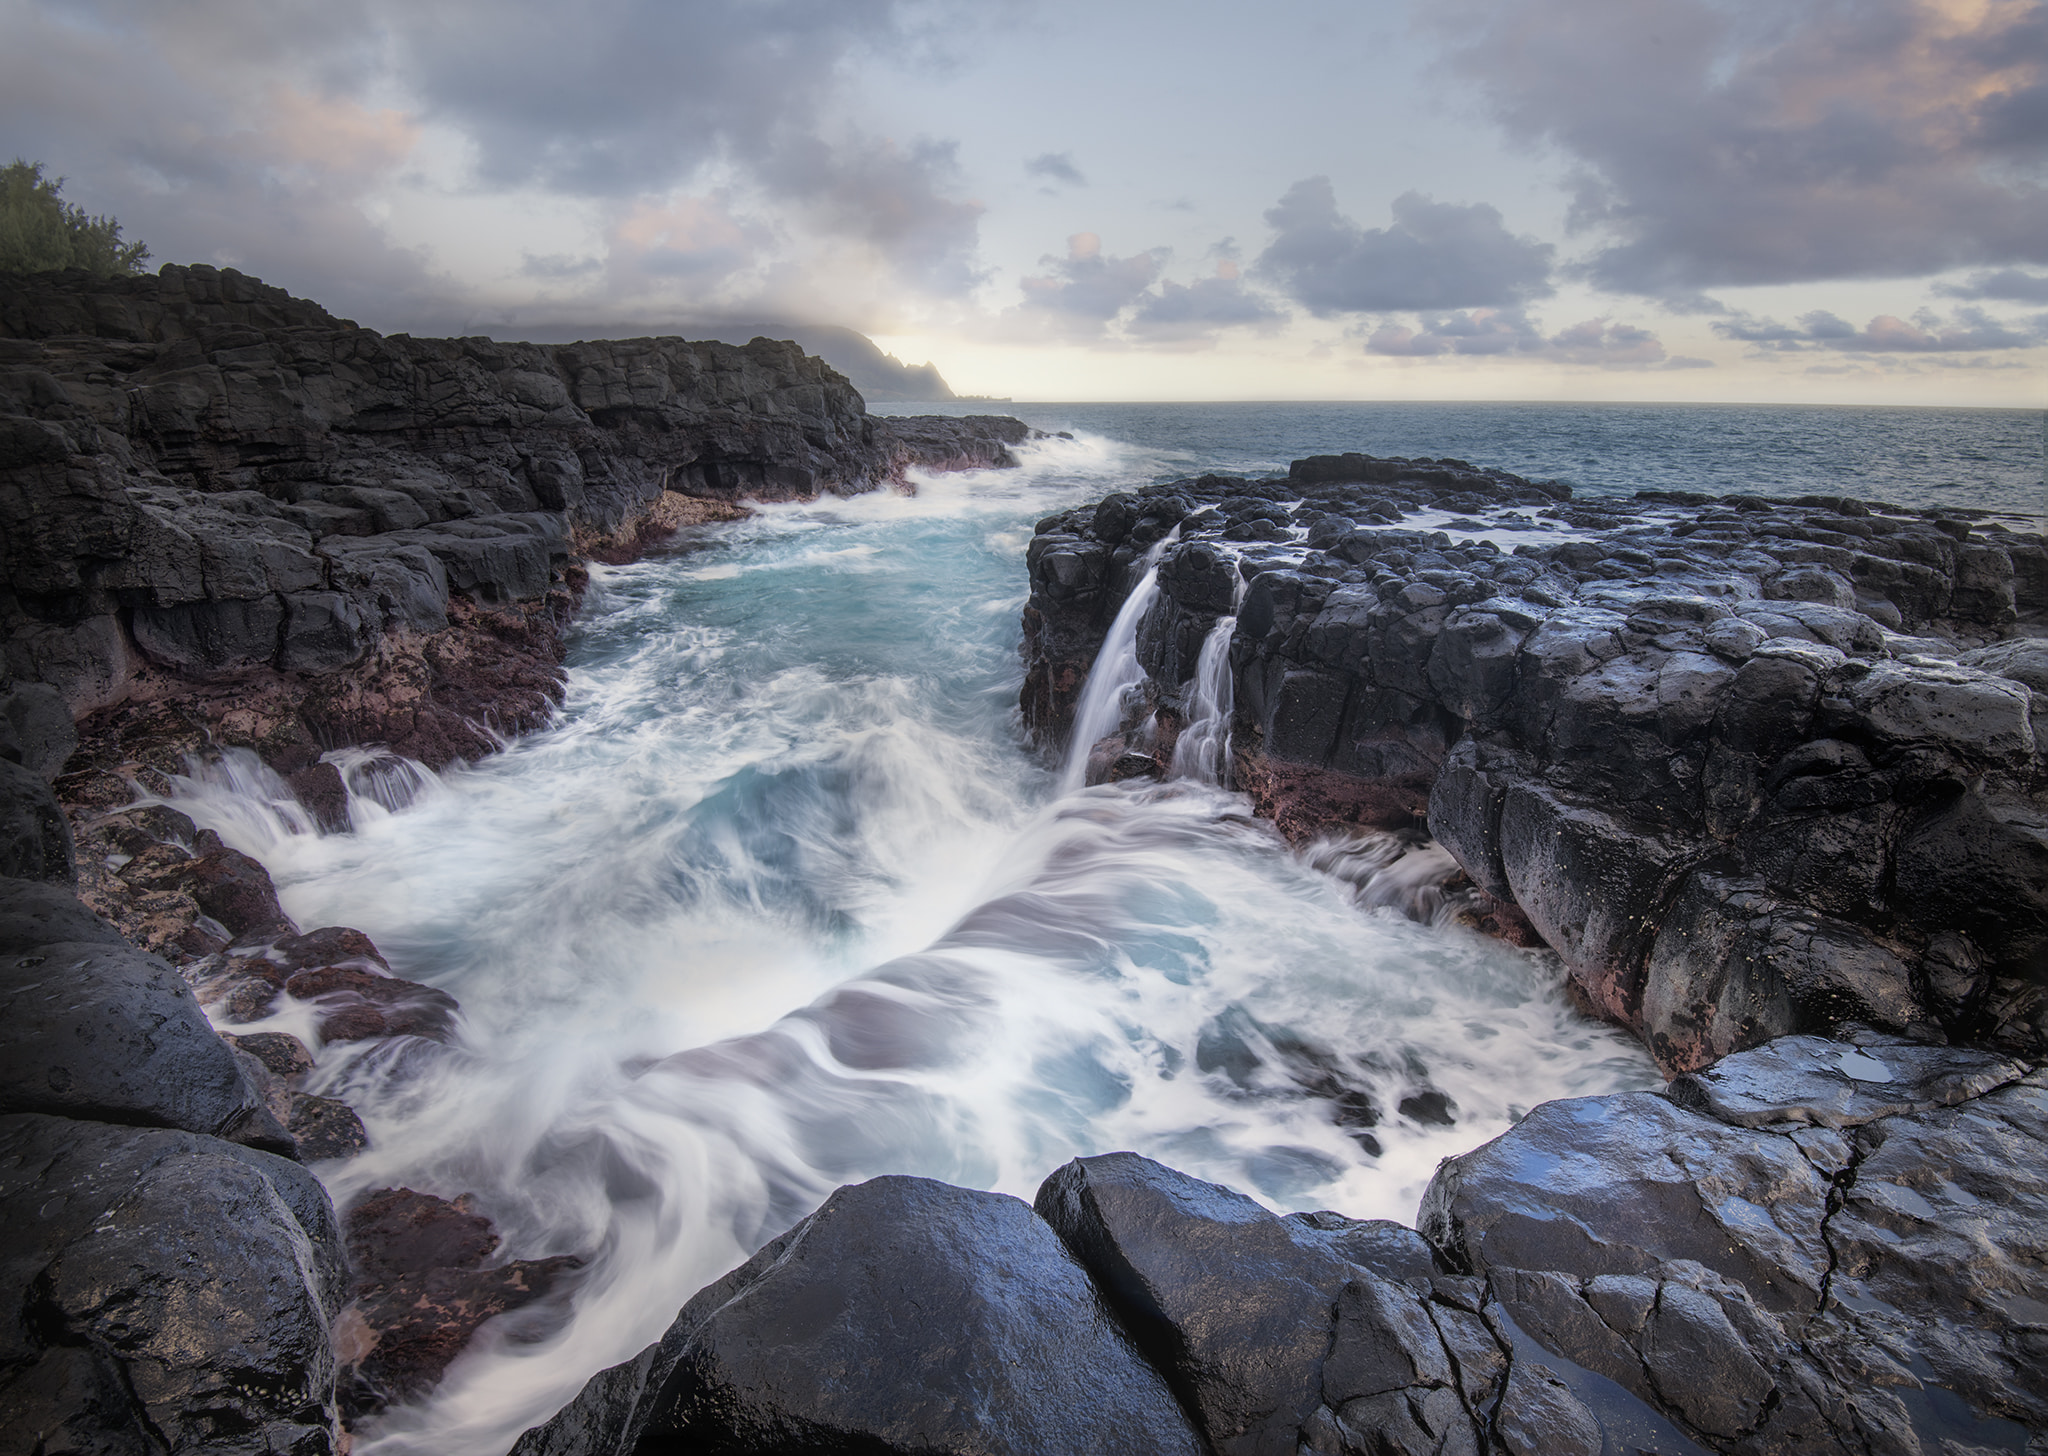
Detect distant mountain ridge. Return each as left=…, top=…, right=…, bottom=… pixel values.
left=486, top=320, right=955, bottom=402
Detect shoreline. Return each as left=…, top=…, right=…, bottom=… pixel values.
left=4, top=267, right=2043, bottom=1456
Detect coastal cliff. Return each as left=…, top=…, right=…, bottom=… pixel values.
left=2, top=264, right=1028, bottom=775
left=3, top=271, right=2042, bottom=1456
left=0, top=266, right=1037, bottom=1452
left=1019, top=459, right=2048, bottom=1074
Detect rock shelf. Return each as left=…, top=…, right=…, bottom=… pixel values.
left=1021, top=456, right=2048, bottom=1073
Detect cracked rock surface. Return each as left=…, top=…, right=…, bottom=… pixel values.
left=1021, top=458, right=2048, bottom=1071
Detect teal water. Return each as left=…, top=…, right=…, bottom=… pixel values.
left=164, top=404, right=2034, bottom=1454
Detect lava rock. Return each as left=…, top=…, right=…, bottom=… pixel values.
left=0, top=757, right=75, bottom=884
left=339, top=1187, right=579, bottom=1410
left=615, top=1175, right=1204, bottom=1455
left=0, top=1112, right=345, bottom=1456
left=1420, top=1036, right=2048, bottom=1451
left=0, top=930, right=293, bottom=1152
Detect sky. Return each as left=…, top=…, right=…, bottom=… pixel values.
left=3, top=0, right=2045, bottom=403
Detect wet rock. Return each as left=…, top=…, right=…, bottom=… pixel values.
left=230, top=1028, right=318, bottom=1079
left=0, top=874, right=128, bottom=952
left=287, top=760, right=350, bottom=833
left=289, top=1093, right=369, bottom=1161
left=0, top=1112, right=344, bottom=1456
left=1023, top=464, right=2048, bottom=1066
left=284, top=964, right=458, bottom=1043
left=339, top=1187, right=579, bottom=1411
left=1496, top=781, right=1693, bottom=1027
left=1035, top=1151, right=1366, bottom=1452
left=0, top=757, right=75, bottom=883
left=1420, top=1035, right=2048, bottom=1451
left=1664, top=1031, right=2028, bottom=1128
left=0, top=681, right=78, bottom=781
left=110, top=827, right=296, bottom=942
left=0, top=923, right=293, bottom=1153
left=536, top=1175, right=1203, bottom=1456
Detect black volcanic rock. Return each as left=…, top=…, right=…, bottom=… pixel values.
left=0, top=917, right=293, bottom=1152
left=517, top=1175, right=1205, bottom=1456
left=1022, top=458, right=2048, bottom=1069
left=0, top=1112, right=345, bottom=1456
left=1420, top=1033, right=2047, bottom=1453
left=1, top=265, right=1034, bottom=780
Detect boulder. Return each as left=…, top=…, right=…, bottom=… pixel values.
left=0, top=757, right=75, bottom=884
left=338, top=1187, right=577, bottom=1411
left=526, top=1174, right=1204, bottom=1455
left=0, top=1112, right=345, bottom=1456
left=0, top=935, right=293, bottom=1152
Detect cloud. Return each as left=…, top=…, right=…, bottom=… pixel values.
left=1017, top=232, right=1167, bottom=332
left=1025, top=152, right=1087, bottom=187
left=1935, top=268, right=2048, bottom=302
left=521, top=252, right=604, bottom=278
left=0, top=0, right=987, bottom=332
left=756, top=132, right=987, bottom=296
left=1256, top=180, right=1555, bottom=315
left=1366, top=309, right=1705, bottom=369
left=1715, top=305, right=2048, bottom=351
left=1011, top=235, right=1285, bottom=348
left=385, top=0, right=902, bottom=196
left=1125, top=261, right=1286, bottom=348
left=1437, top=0, right=2048, bottom=296
left=0, top=3, right=447, bottom=325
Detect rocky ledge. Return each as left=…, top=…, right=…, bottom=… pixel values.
left=515, top=1032, right=2044, bottom=1456
left=1021, top=457, right=2048, bottom=1073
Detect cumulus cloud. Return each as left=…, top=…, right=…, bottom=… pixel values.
left=1017, top=232, right=1167, bottom=330
left=1715, top=306, right=2048, bottom=352
left=1126, top=260, right=1286, bottom=347
left=1256, top=180, right=1554, bottom=315
left=1025, top=152, right=1087, bottom=187
left=1367, top=309, right=1707, bottom=369
left=1437, top=0, right=2048, bottom=297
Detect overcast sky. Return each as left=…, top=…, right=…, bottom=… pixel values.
left=4, top=0, right=2044, bottom=402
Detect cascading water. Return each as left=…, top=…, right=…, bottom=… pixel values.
left=1170, top=611, right=1239, bottom=787
left=1058, top=532, right=1177, bottom=793
left=163, top=441, right=1656, bottom=1456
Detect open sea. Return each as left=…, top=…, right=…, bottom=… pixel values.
left=166, top=400, right=2041, bottom=1455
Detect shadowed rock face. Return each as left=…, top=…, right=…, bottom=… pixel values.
left=1, top=265, right=1032, bottom=775
left=1022, top=461, right=2048, bottom=1070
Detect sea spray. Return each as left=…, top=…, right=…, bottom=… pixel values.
left=164, top=444, right=1656, bottom=1456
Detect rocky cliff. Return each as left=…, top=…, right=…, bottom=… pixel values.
left=1, top=264, right=1028, bottom=779
left=1020, top=459, right=2048, bottom=1075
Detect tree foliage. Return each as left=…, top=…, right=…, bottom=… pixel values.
left=0, top=161, right=150, bottom=275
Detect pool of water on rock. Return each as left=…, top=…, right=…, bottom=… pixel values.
left=171, top=434, right=1658, bottom=1456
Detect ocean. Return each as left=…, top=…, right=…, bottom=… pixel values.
left=163, top=400, right=2040, bottom=1455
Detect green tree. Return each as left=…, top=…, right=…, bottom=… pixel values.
left=0, top=160, right=150, bottom=275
